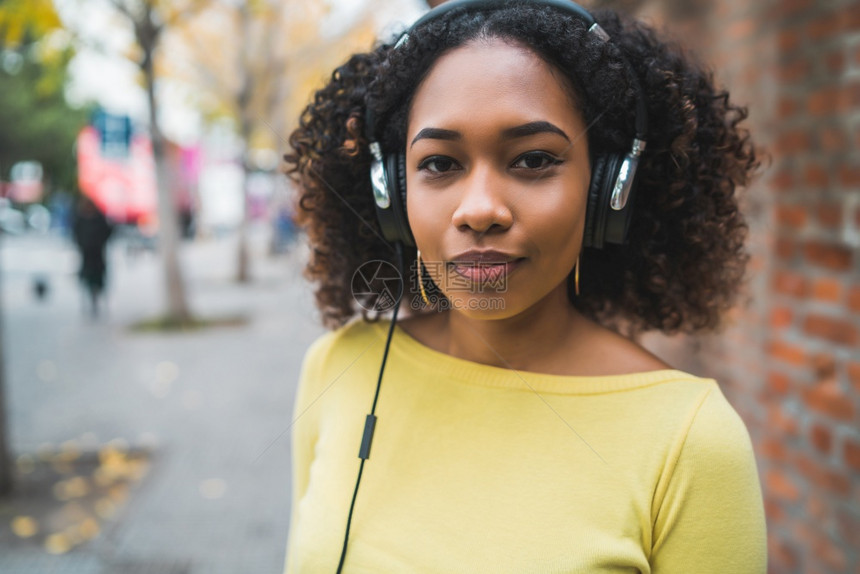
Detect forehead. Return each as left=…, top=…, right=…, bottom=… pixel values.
left=407, top=39, right=582, bottom=135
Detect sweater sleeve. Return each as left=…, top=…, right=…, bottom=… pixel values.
left=284, top=332, right=335, bottom=574
left=650, top=384, right=767, bottom=574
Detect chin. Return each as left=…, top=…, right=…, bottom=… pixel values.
left=441, top=294, right=519, bottom=320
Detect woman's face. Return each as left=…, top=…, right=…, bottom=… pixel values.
left=405, top=38, right=591, bottom=319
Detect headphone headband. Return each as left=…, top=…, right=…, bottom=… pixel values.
left=402, top=0, right=596, bottom=42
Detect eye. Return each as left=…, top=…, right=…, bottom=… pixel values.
left=511, top=151, right=564, bottom=170
left=417, top=156, right=460, bottom=174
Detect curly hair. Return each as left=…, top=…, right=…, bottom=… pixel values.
left=285, top=2, right=759, bottom=334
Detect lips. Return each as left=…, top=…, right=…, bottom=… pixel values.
left=447, top=250, right=524, bottom=286
left=449, top=250, right=519, bottom=264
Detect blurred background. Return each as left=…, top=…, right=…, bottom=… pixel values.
left=0, top=0, right=856, bottom=573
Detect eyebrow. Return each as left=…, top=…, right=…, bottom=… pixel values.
left=410, top=121, right=570, bottom=148
left=410, top=127, right=460, bottom=147
left=502, top=121, right=570, bottom=142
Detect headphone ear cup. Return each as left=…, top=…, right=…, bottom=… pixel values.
left=584, top=155, right=612, bottom=249
left=395, top=152, right=408, bottom=210
left=379, top=152, right=414, bottom=247
left=584, top=153, right=635, bottom=249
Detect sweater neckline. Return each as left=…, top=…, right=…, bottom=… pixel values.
left=370, top=320, right=705, bottom=395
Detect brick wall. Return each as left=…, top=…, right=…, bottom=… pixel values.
left=632, top=0, right=860, bottom=572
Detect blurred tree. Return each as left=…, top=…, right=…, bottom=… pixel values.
left=0, top=0, right=63, bottom=46
left=89, top=0, right=211, bottom=326
left=165, top=0, right=378, bottom=282
left=0, top=46, right=91, bottom=194
left=0, top=0, right=88, bottom=193
left=0, top=0, right=88, bottom=499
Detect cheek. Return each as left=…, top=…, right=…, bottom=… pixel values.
left=406, top=189, right=446, bottom=252
left=529, top=187, right=588, bottom=252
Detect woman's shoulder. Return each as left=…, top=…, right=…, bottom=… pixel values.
left=301, top=319, right=387, bottom=369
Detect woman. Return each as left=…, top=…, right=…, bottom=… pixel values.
left=284, top=1, right=765, bottom=572
left=72, top=195, right=113, bottom=317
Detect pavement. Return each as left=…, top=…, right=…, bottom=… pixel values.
left=0, top=226, right=326, bottom=574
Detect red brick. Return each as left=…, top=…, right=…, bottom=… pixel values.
left=809, top=423, right=832, bottom=454
left=775, top=205, right=807, bottom=228
left=835, top=508, right=860, bottom=548
left=768, top=533, right=799, bottom=572
left=771, top=168, right=796, bottom=191
left=728, top=18, right=755, bottom=42
left=811, top=353, right=836, bottom=379
left=819, top=127, right=846, bottom=152
left=849, top=286, right=860, bottom=312
left=849, top=83, right=860, bottom=106
left=803, top=314, right=859, bottom=345
left=770, top=306, right=793, bottom=329
left=808, top=15, right=841, bottom=41
left=803, top=241, right=853, bottom=271
left=847, top=362, right=860, bottom=393
left=762, top=436, right=791, bottom=461
left=807, top=85, right=839, bottom=116
left=771, top=0, right=813, bottom=19
left=811, top=278, right=841, bottom=302
left=764, top=498, right=786, bottom=524
left=805, top=491, right=829, bottom=523
left=804, top=164, right=829, bottom=189
left=769, top=339, right=807, bottom=366
left=742, top=65, right=763, bottom=85
left=766, top=469, right=801, bottom=502
left=772, top=270, right=809, bottom=297
left=748, top=254, right=765, bottom=272
left=839, top=164, right=860, bottom=188
left=778, top=59, right=812, bottom=84
left=812, top=529, right=848, bottom=571
left=802, top=379, right=855, bottom=422
left=768, top=405, right=800, bottom=436
left=827, top=83, right=860, bottom=115
left=815, top=203, right=841, bottom=227
left=825, top=50, right=845, bottom=75
left=850, top=2, right=860, bottom=29
left=775, top=238, right=797, bottom=260
left=774, top=130, right=812, bottom=155
left=766, top=371, right=792, bottom=395
left=796, top=453, right=852, bottom=495
left=844, top=438, right=860, bottom=472
left=776, top=97, right=797, bottom=119
left=778, top=27, right=801, bottom=52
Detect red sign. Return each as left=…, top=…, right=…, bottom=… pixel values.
left=77, top=126, right=158, bottom=223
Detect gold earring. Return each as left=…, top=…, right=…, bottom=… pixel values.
left=417, top=250, right=431, bottom=306
left=575, top=255, right=581, bottom=296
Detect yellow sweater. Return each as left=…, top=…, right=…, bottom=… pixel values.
left=285, top=320, right=766, bottom=573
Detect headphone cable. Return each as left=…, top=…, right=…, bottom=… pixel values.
left=336, top=242, right=404, bottom=573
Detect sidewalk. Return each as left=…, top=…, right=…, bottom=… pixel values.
left=0, top=228, right=326, bottom=574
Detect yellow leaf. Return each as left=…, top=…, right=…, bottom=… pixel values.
left=11, top=516, right=39, bottom=538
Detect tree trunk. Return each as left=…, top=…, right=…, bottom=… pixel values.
left=235, top=163, right=250, bottom=283
left=0, top=241, right=14, bottom=496
left=234, top=4, right=254, bottom=284
left=144, top=52, right=192, bottom=324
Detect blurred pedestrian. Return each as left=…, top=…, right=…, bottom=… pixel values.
left=72, top=196, right=113, bottom=317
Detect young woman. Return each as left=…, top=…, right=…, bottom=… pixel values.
left=283, top=1, right=766, bottom=572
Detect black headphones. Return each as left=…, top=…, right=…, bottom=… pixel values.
left=367, top=0, right=648, bottom=250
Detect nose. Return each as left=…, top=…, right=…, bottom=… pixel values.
left=450, top=165, right=513, bottom=236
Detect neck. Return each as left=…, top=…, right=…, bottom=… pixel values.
left=441, top=286, right=584, bottom=372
